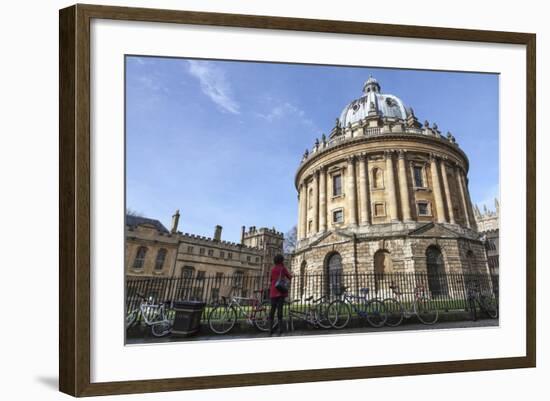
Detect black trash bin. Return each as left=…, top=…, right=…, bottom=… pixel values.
left=172, top=301, right=206, bottom=337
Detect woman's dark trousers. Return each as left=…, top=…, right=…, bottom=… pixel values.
left=270, top=296, right=285, bottom=334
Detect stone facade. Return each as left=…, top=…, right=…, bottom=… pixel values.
left=126, top=211, right=283, bottom=282
left=475, top=200, right=500, bottom=278
left=291, top=77, right=491, bottom=296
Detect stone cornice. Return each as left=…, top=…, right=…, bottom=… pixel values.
left=294, top=132, right=469, bottom=189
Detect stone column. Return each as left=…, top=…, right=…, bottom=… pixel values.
left=312, top=170, right=319, bottom=233
left=358, top=153, right=370, bottom=225
left=346, top=156, right=358, bottom=226
left=456, top=166, right=471, bottom=228
left=462, top=171, right=478, bottom=231
left=430, top=154, right=446, bottom=223
left=299, top=182, right=308, bottom=239
left=385, top=151, right=399, bottom=221
left=319, top=166, right=327, bottom=232
left=397, top=150, right=411, bottom=221
left=440, top=159, right=456, bottom=224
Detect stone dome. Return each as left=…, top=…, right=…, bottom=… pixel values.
left=338, top=76, right=410, bottom=128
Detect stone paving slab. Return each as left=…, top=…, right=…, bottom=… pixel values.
left=126, top=318, right=498, bottom=345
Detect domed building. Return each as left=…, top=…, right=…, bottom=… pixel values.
left=291, top=76, right=491, bottom=296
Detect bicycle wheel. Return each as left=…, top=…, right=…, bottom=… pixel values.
left=316, top=301, right=332, bottom=329
left=252, top=302, right=271, bottom=332
left=415, top=297, right=439, bottom=325
left=327, top=300, right=351, bottom=329
left=208, top=304, right=237, bottom=334
left=126, top=309, right=139, bottom=329
left=365, top=300, right=387, bottom=328
left=480, top=295, right=498, bottom=319
left=151, top=320, right=172, bottom=337
left=382, top=298, right=404, bottom=327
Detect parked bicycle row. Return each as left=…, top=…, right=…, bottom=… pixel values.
left=126, top=280, right=498, bottom=337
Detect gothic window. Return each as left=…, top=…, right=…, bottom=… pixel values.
left=333, top=209, right=344, bottom=223
left=220, top=250, right=225, bottom=259
left=132, top=246, right=147, bottom=269
left=154, top=248, right=167, bottom=271
left=199, top=248, right=205, bottom=255
left=207, top=249, right=213, bottom=256
left=187, top=245, right=194, bottom=253
left=333, top=174, right=342, bottom=196
left=374, top=249, right=392, bottom=291
left=372, top=168, right=384, bottom=189
left=413, top=165, right=425, bottom=187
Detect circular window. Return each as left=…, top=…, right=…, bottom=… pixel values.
left=352, top=103, right=360, bottom=112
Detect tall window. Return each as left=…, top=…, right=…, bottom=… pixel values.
left=332, top=174, right=342, bottom=196
left=372, top=168, right=383, bottom=189
left=181, top=266, right=194, bottom=278
left=413, top=165, right=425, bottom=187
left=308, top=188, right=313, bottom=208
left=233, top=271, right=244, bottom=288
left=154, top=248, right=167, bottom=271
left=132, top=246, right=147, bottom=269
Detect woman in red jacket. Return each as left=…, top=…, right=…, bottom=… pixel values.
left=269, top=254, right=292, bottom=335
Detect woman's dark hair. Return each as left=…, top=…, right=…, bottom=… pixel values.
left=273, top=254, right=285, bottom=265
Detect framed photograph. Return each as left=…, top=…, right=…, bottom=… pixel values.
left=59, top=4, right=536, bottom=397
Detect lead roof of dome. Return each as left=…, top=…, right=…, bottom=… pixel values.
left=338, top=76, right=411, bottom=128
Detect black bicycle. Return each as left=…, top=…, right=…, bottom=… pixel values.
left=467, top=282, right=498, bottom=321
left=287, top=295, right=333, bottom=330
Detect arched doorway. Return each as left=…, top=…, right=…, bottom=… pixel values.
left=373, top=250, right=392, bottom=292
left=426, top=246, right=448, bottom=297
left=326, top=252, right=343, bottom=296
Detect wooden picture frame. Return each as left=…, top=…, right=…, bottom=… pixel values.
left=59, top=3, right=536, bottom=397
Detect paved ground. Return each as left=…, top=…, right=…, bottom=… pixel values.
left=126, top=318, right=499, bottom=345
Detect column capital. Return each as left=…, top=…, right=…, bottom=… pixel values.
left=346, top=155, right=356, bottom=164
left=358, top=152, right=368, bottom=161
left=397, top=149, right=408, bottom=159
left=429, top=152, right=440, bottom=162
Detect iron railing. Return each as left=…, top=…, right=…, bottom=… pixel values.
left=126, top=272, right=498, bottom=322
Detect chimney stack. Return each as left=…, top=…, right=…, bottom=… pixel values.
left=241, top=226, right=246, bottom=244
left=171, top=209, right=180, bottom=233
left=214, top=225, right=223, bottom=241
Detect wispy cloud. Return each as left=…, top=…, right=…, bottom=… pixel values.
left=256, top=102, right=316, bottom=130
left=186, top=60, right=240, bottom=114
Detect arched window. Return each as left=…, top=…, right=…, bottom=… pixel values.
left=373, top=249, right=392, bottom=292
left=426, top=246, right=448, bottom=297
left=308, top=187, right=313, bottom=209
left=132, top=246, right=147, bottom=269
left=154, top=248, right=167, bottom=271
left=372, top=168, right=384, bottom=189
left=326, top=252, right=343, bottom=296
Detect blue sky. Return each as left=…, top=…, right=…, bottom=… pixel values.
left=126, top=56, right=499, bottom=243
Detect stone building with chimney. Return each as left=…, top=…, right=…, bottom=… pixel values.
left=125, top=210, right=283, bottom=299
left=291, top=76, right=492, bottom=297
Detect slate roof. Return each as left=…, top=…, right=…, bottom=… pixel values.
left=126, top=214, right=169, bottom=233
